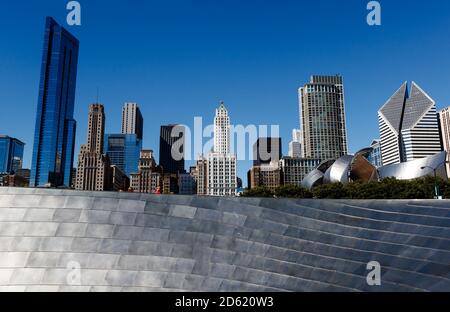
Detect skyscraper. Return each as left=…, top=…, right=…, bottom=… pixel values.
left=253, top=137, right=282, bottom=166
left=288, top=129, right=302, bottom=158
left=159, top=125, right=185, bottom=174
left=439, top=107, right=450, bottom=177
left=30, top=17, right=79, bottom=187
left=121, top=103, right=143, bottom=140
left=214, top=102, right=231, bottom=154
left=104, top=133, right=142, bottom=177
left=203, top=102, right=237, bottom=196
left=378, top=82, right=442, bottom=166
left=299, top=75, right=348, bottom=161
left=0, top=136, right=25, bottom=174
left=75, top=104, right=111, bottom=191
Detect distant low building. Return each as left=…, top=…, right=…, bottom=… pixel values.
left=248, top=164, right=281, bottom=192
left=16, top=169, right=30, bottom=186
left=111, top=165, right=130, bottom=192
left=130, top=150, right=161, bottom=193
left=0, top=173, right=29, bottom=187
left=178, top=173, right=196, bottom=195
left=163, top=173, right=179, bottom=194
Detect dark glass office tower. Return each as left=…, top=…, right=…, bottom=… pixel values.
left=253, top=137, right=282, bottom=166
left=159, top=125, right=185, bottom=174
left=30, top=17, right=79, bottom=187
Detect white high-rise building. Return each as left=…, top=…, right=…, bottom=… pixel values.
left=214, top=102, right=231, bottom=154
left=288, top=129, right=302, bottom=158
left=121, top=102, right=143, bottom=140
left=197, top=102, right=237, bottom=196
left=378, top=82, right=442, bottom=166
left=207, top=153, right=237, bottom=196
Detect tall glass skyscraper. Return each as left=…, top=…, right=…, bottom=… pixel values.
left=104, top=134, right=142, bottom=177
left=159, top=125, right=185, bottom=174
left=0, top=136, right=25, bottom=174
left=30, top=17, right=79, bottom=187
left=299, top=75, right=348, bottom=161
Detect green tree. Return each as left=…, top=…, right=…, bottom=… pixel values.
left=241, top=186, right=274, bottom=198
left=274, top=185, right=313, bottom=198
left=313, top=183, right=349, bottom=199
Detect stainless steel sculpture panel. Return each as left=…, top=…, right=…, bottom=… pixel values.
left=378, top=151, right=447, bottom=180
left=0, top=187, right=449, bottom=292
left=302, top=151, right=448, bottom=189
left=301, top=169, right=324, bottom=189
left=323, top=155, right=353, bottom=184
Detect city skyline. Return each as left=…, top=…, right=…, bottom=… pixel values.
left=1, top=1, right=450, bottom=185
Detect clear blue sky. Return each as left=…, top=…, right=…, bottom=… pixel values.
left=1, top=0, right=450, bottom=184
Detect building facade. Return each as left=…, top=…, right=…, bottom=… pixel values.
left=439, top=107, right=450, bottom=177
left=280, top=157, right=321, bottom=186
left=195, top=156, right=208, bottom=196
left=214, top=102, right=231, bottom=155
left=288, top=129, right=302, bottom=158
left=130, top=150, right=160, bottom=193
left=299, top=75, right=348, bottom=161
left=111, top=165, right=130, bottom=192
left=0, top=136, right=25, bottom=174
left=75, top=104, right=111, bottom=191
left=31, top=17, right=79, bottom=187
left=0, top=173, right=29, bottom=187
left=121, top=103, right=143, bottom=140
left=206, top=153, right=237, bottom=196
left=104, top=133, right=142, bottom=177
left=253, top=137, right=282, bottom=166
left=367, top=140, right=383, bottom=168
left=163, top=174, right=179, bottom=194
left=178, top=173, right=197, bottom=195
left=159, top=125, right=185, bottom=175
left=204, top=103, right=237, bottom=196
left=378, top=82, right=442, bottom=166
left=248, top=165, right=282, bottom=192
left=16, top=169, right=31, bottom=186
